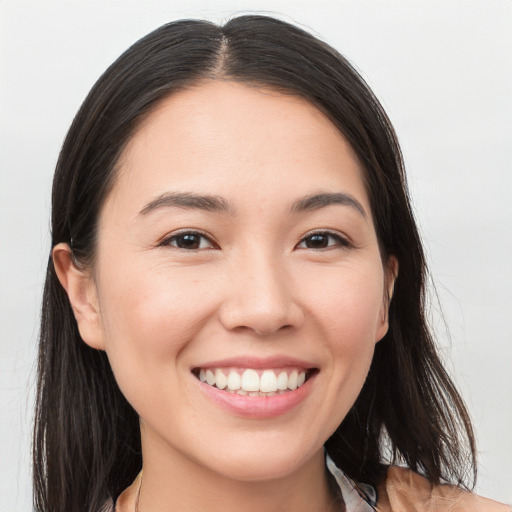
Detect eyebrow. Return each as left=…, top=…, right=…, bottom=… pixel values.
left=290, top=192, right=367, bottom=218
left=139, top=192, right=232, bottom=216
left=139, top=191, right=366, bottom=218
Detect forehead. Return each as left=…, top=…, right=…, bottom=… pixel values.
left=107, top=80, right=369, bottom=217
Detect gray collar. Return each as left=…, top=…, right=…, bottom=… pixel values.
left=326, top=453, right=377, bottom=511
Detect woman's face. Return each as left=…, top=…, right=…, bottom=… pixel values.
left=75, top=81, right=393, bottom=482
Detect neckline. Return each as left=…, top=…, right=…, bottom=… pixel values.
left=114, top=453, right=376, bottom=512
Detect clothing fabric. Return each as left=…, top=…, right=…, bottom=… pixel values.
left=326, top=454, right=510, bottom=512
left=113, top=456, right=510, bottom=512
left=326, top=454, right=377, bottom=511
left=374, top=465, right=510, bottom=512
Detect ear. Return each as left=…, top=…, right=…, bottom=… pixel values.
left=52, top=243, right=106, bottom=350
left=376, top=255, right=399, bottom=342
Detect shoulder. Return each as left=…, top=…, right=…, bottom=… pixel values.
left=375, top=466, right=510, bottom=512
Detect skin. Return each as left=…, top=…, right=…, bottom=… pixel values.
left=54, top=81, right=396, bottom=512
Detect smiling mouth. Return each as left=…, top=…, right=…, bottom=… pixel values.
left=193, top=367, right=317, bottom=396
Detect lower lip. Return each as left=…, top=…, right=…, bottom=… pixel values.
left=196, top=374, right=315, bottom=419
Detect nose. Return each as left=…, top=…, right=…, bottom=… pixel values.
left=219, top=252, right=304, bottom=336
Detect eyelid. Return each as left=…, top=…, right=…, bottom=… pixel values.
left=157, top=229, right=219, bottom=250
left=296, top=229, right=352, bottom=249
left=156, top=228, right=351, bottom=251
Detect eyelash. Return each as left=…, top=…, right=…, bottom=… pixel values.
left=159, top=229, right=351, bottom=252
left=296, top=230, right=352, bottom=250
left=159, top=230, right=219, bottom=251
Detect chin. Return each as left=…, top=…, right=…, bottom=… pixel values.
left=198, top=439, right=320, bottom=482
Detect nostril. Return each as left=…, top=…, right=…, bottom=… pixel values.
left=218, top=280, right=304, bottom=335
left=253, top=324, right=292, bottom=336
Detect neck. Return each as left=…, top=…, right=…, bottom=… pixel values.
left=135, top=432, right=341, bottom=512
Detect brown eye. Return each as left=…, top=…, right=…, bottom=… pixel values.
left=164, top=232, right=215, bottom=250
left=297, top=232, right=350, bottom=250
left=304, top=234, right=329, bottom=249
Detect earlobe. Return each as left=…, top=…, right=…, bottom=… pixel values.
left=386, top=255, right=399, bottom=304
left=52, top=243, right=106, bottom=350
left=376, top=255, right=399, bottom=342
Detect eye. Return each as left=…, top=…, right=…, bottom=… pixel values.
left=296, top=231, right=350, bottom=250
left=161, top=231, right=217, bottom=250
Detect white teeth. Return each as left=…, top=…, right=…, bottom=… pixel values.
left=288, top=370, right=298, bottom=390
left=198, top=367, right=309, bottom=394
left=260, top=370, right=278, bottom=392
left=241, top=369, right=260, bottom=392
left=227, top=371, right=241, bottom=391
left=277, top=371, right=288, bottom=390
left=205, top=369, right=215, bottom=386
left=215, top=369, right=227, bottom=389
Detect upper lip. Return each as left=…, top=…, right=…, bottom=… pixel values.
left=192, top=355, right=317, bottom=370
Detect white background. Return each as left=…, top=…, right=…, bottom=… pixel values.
left=1, top=1, right=511, bottom=509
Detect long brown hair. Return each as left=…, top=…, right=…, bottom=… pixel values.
left=34, top=15, right=476, bottom=512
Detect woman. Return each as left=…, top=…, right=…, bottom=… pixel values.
left=33, top=15, right=510, bottom=512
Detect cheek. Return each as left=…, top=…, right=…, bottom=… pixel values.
left=315, top=268, right=384, bottom=415
left=96, top=265, right=218, bottom=398
left=305, top=263, right=384, bottom=396
left=305, top=263, right=386, bottom=347
left=100, top=257, right=214, bottom=337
